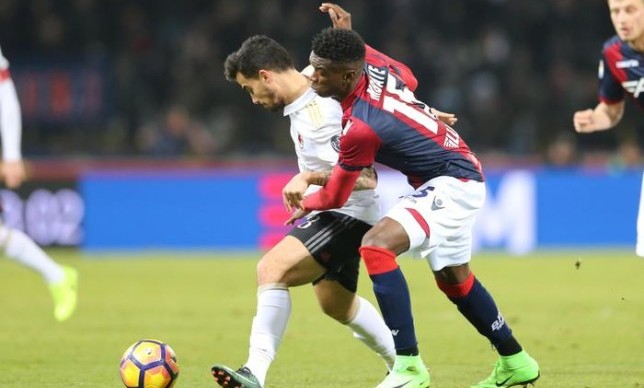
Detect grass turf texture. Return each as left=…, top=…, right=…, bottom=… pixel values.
left=0, top=249, right=642, bottom=387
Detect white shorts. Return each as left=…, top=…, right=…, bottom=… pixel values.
left=385, top=176, right=486, bottom=271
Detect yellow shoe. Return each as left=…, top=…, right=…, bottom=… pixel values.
left=49, top=266, right=78, bottom=322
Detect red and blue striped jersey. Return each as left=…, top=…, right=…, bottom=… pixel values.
left=599, top=35, right=644, bottom=109
left=338, top=46, right=484, bottom=189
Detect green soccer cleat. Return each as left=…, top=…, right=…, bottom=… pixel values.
left=375, top=355, right=431, bottom=388
left=211, top=365, right=262, bottom=388
left=472, top=351, right=540, bottom=388
left=48, top=266, right=78, bottom=322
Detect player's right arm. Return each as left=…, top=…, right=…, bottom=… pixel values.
left=573, top=101, right=624, bottom=133
left=575, top=44, right=627, bottom=133
left=294, top=119, right=379, bottom=212
left=319, top=3, right=419, bottom=91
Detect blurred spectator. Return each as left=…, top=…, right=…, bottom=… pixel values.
left=0, top=0, right=638, bottom=163
left=545, top=132, right=579, bottom=168
left=136, top=104, right=216, bottom=158
left=611, top=138, right=642, bottom=169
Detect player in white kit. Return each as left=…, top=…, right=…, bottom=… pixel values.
left=0, top=45, right=78, bottom=322
left=211, top=35, right=396, bottom=388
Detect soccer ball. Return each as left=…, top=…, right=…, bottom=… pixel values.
left=119, top=339, right=180, bottom=388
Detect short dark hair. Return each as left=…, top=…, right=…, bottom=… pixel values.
left=224, top=35, right=294, bottom=81
left=311, top=27, right=366, bottom=63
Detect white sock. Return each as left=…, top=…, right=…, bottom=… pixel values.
left=245, top=284, right=291, bottom=387
left=346, top=296, right=396, bottom=371
left=1, top=227, right=64, bottom=284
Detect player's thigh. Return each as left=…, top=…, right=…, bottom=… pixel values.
left=291, top=211, right=371, bottom=293
left=313, top=278, right=357, bottom=322
left=362, top=217, right=411, bottom=255
left=386, top=177, right=485, bottom=270
left=258, top=235, right=325, bottom=287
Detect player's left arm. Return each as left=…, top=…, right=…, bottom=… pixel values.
left=0, top=68, right=26, bottom=189
left=430, top=107, right=458, bottom=126
left=319, top=3, right=421, bottom=92
left=320, top=3, right=352, bottom=29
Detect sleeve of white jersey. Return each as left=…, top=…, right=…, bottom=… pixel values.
left=0, top=48, right=23, bottom=162
left=309, top=97, right=343, bottom=166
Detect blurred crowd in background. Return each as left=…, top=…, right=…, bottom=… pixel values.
left=0, top=0, right=641, bottom=167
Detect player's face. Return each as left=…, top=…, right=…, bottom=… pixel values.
left=308, top=51, right=352, bottom=100
left=608, top=0, right=644, bottom=43
left=235, top=71, right=286, bottom=112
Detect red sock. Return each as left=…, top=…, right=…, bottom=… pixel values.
left=359, top=246, right=398, bottom=275
left=435, top=272, right=475, bottom=298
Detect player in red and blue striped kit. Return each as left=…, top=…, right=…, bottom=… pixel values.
left=573, top=0, right=644, bottom=256
left=598, top=35, right=643, bottom=110
left=283, top=5, right=540, bottom=387
left=574, top=0, right=643, bottom=132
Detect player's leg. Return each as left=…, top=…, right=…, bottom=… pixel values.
left=0, top=222, right=77, bottom=321
left=302, top=211, right=396, bottom=371
left=434, top=262, right=539, bottom=387
left=424, top=178, right=538, bottom=387
left=212, top=234, right=324, bottom=388
left=360, top=217, right=430, bottom=388
left=314, top=278, right=396, bottom=371
left=369, top=177, right=488, bottom=388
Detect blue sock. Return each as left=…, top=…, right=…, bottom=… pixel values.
left=370, top=268, right=418, bottom=354
left=438, top=274, right=513, bottom=348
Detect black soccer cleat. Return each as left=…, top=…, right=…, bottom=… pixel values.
left=211, top=364, right=262, bottom=388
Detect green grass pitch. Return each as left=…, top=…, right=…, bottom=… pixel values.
left=0, top=249, right=643, bottom=387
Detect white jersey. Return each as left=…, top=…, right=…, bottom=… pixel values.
left=0, top=45, right=22, bottom=162
left=283, top=87, right=380, bottom=225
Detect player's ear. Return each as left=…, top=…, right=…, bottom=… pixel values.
left=343, top=69, right=357, bottom=84
left=258, top=69, right=271, bottom=83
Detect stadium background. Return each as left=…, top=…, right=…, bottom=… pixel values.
left=0, top=2, right=643, bottom=388
left=0, top=0, right=640, bottom=252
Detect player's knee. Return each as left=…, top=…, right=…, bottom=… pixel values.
left=256, top=254, right=286, bottom=286
left=362, top=229, right=393, bottom=250
left=318, top=295, right=354, bottom=322
left=361, top=219, right=408, bottom=253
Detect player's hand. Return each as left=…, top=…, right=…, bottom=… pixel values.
left=1, top=160, right=26, bottom=189
left=282, top=173, right=310, bottom=212
left=430, top=107, right=458, bottom=126
left=320, top=3, right=352, bottom=30
left=573, top=109, right=597, bottom=133
left=285, top=208, right=311, bottom=226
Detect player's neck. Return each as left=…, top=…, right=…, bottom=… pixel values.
left=629, top=35, right=644, bottom=52
left=280, top=70, right=310, bottom=105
